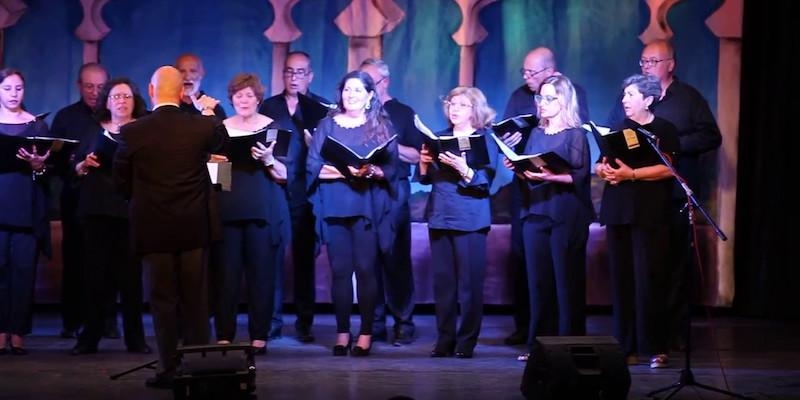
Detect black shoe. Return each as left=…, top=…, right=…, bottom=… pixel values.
left=504, top=331, right=528, bottom=345
left=251, top=345, right=267, bottom=355
left=60, top=329, right=78, bottom=339
left=392, top=328, right=415, bottom=346
left=268, top=327, right=282, bottom=341
left=351, top=345, right=371, bottom=357
left=455, top=349, right=474, bottom=359
left=332, top=335, right=352, bottom=356
left=372, top=328, right=388, bottom=342
left=430, top=343, right=455, bottom=358
left=0, top=347, right=7, bottom=356
left=70, top=344, right=98, bottom=355
left=296, top=328, right=315, bottom=343
left=145, top=374, right=173, bottom=389
left=10, top=346, right=27, bottom=356
left=103, top=326, right=120, bottom=339
left=126, top=344, right=153, bottom=354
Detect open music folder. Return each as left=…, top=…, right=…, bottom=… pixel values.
left=584, top=121, right=660, bottom=169
left=0, top=134, right=79, bottom=173
left=227, top=127, right=292, bottom=163
left=490, top=133, right=572, bottom=174
left=413, top=115, right=491, bottom=168
left=320, top=133, right=397, bottom=175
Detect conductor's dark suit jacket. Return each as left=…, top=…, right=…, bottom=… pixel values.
left=112, top=104, right=227, bottom=255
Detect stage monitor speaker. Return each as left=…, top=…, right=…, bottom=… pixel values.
left=173, top=343, right=256, bottom=400
left=520, top=336, right=630, bottom=400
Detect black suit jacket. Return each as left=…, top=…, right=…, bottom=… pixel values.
left=113, top=105, right=227, bottom=254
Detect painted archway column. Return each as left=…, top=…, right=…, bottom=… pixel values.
left=334, top=0, right=405, bottom=72
left=0, top=0, right=27, bottom=67
left=451, top=0, right=497, bottom=87
left=706, top=0, right=742, bottom=306
left=265, top=0, right=301, bottom=95
left=75, top=0, right=109, bottom=64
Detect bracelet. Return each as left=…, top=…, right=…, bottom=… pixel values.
left=460, top=167, right=472, bottom=180
left=631, top=169, right=637, bottom=181
left=364, top=165, right=375, bottom=179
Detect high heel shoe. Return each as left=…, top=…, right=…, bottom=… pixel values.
left=351, top=335, right=372, bottom=357
left=332, top=334, right=352, bottom=356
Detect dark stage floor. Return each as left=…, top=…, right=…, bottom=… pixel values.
left=1, top=311, right=799, bottom=400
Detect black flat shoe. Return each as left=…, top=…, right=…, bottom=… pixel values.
left=455, top=350, right=474, bottom=359
left=430, top=344, right=455, bottom=358
left=145, top=374, right=173, bottom=389
left=126, top=344, right=153, bottom=354
left=70, top=344, right=98, bottom=355
left=10, top=346, right=27, bottom=356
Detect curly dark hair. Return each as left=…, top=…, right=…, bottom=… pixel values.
left=93, top=77, right=148, bottom=122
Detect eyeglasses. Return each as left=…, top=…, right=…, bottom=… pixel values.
left=444, top=100, right=473, bottom=109
left=283, top=68, right=309, bottom=78
left=639, top=58, right=672, bottom=68
left=109, top=93, right=133, bottom=100
left=534, top=94, right=559, bottom=104
left=520, top=67, right=549, bottom=78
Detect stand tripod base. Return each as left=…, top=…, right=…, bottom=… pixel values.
left=109, top=359, right=158, bottom=380
left=647, top=368, right=755, bottom=400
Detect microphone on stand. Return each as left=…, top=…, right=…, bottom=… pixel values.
left=635, top=126, right=658, bottom=142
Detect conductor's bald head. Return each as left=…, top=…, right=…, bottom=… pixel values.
left=148, top=66, right=185, bottom=105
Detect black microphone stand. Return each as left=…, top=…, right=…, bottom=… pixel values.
left=635, top=128, right=752, bottom=400
left=109, top=359, right=158, bottom=380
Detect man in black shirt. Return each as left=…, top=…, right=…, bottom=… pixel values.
left=50, top=63, right=117, bottom=339
left=259, top=51, right=331, bottom=343
left=360, top=58, right=422, bottom=345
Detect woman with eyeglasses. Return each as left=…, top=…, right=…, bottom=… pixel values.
left=70, top=77, right=151, bottom=355
left=595, top=74, right=679, bottom=369
left=0, top=68, right=50, bottom=355
left=418, top=86, right=497, bottom=359
left=306, top=70, right=398, bottom=357
left=503, top=75, right=594, bottom=362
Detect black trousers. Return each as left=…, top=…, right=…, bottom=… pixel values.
left=59, top=189, right=84, bottom=333
left=290, top=202, right=317, bottom=331
left=606, top=224, right=669, bottom=357
left=665, top=199, right=692, bottom=347
left=508, top=181, right=529, bottom=336
left=215, top=220, right=280, bottom=342
left=77, top=216, right=145, bottom=348
left=326, top=217, right=378, bottom=336
left=522, top=214, right=588, bottom=345
left=429, top=228, right=487, bottom=353
left=143, top=248, right=210, bottom=375
left=374, top=179, right=415, bottom=335
left=0, top=228, right=38, bottom=335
